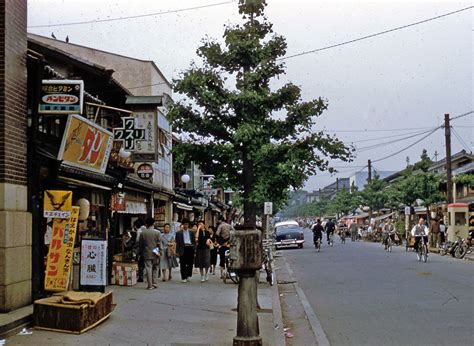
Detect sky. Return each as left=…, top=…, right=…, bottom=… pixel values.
left=27, top=0, right=473, bottom=191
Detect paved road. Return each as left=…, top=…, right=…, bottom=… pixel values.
left=281, top=228, right=474, bottom=346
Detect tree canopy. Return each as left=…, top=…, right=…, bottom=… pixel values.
left=169, top=0, right=352, bottom=225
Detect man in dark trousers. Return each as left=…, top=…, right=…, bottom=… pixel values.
left=325, top=219, right=336, bottom=245
left=216, top=216, right=232, bottom=279
left=139, top=217, right=161, bottom=290
left=175, top=218, right=195, bottom=283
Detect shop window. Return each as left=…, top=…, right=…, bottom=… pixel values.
left=454, top=212, right=467, bottom=226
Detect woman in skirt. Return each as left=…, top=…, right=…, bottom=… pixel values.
left=160, top=223, right=178, bottom=281
left=194, top=220, right=211, bottom=282
left=208, top=226, right=218, bottom=275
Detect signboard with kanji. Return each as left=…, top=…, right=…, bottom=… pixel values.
left=58, top=114, right=113, bottom=174
left=44, top=207, right=79, bottom=291
left=80, top=240, right=107, bottom=286
left=39, top=80, right=84, bottom=114
left=43, top=190, right=73, bottom=219
left=113, top=112, right=156, bottom=154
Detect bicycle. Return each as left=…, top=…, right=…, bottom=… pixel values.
left=313, top=235, right=321, bottom=252
left=416, top=236, right=428, bottom=263
left=328, top=232, right=334, bottom=247
left=223, top=249, right=239, bottom=284
left=386, top=234, right=392, bottom=252
left=262, top=239, right=274, bottom=286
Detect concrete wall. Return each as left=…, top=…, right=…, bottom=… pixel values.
left=0, top=0, right=32, bottom=312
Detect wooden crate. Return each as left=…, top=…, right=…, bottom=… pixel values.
left=33, top=291, right=114, bottom=334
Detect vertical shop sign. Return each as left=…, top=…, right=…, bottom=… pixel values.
left=80, top=240, right=107, bottom=286
left=44, top=207, right=79, bottom=291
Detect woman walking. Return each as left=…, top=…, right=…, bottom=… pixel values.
left=160, top=223, right=178, bottom=281
left=194, top=220, right=211, bottom=282
left=208, top=226, right=218, bottom=275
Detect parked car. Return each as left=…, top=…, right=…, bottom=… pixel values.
left=274, top=220, right=305, bottom=249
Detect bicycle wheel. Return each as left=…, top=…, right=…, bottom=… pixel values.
left=230, top=271, right=239, bottom=284
left=454, top=244, right=467, bottom=259
left=387, top=238, right=392, bottom=253
left=422, top=244, right=428, bottom=263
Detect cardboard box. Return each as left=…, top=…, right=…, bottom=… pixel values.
left=111, top=262, right=138, bottom=286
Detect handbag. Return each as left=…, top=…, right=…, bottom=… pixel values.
left=167, top=241, right=176, bottom=257
left=206, top=238, right=214, bottom=250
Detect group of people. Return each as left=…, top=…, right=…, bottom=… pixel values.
left=126, top=216, right=233, bottom=290
left=311, top=218, right=336, bottom=246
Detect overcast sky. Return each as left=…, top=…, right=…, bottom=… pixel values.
left=28, top=0, right=473, bottom=191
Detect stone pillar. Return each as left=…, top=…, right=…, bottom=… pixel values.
left=0, top=0, right=31, bottom=312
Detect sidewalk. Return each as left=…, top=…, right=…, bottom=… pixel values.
left=2, top=268, right=284, bottom=345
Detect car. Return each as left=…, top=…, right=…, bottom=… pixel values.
left=274, top=220, right=305, bottom=249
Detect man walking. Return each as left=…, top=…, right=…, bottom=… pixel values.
left=325, top=219, right=336, bottom=245
left=175, top=218, right=195, bottom=283
left=429, top=218, right=440, bottom=249
left=139, top=217, right=161, bottom=290
left=216, top=216, right=232, bottom=278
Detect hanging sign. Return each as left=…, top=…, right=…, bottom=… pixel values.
left=44, top=207, right=79, bottom=291
left=113, top=112, right=155, bottom=153
left=136, top=163, right=153, bottom=180
left=43, top=190, right=73, bottom=219
left=58, top=114, right=113, bottom=174
left=80, top=240, right=107, bottom=286
left=39, top=80, right=84, bottom=114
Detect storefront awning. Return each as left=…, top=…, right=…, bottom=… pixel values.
left=117, top=201, right=147, bottom=214
left=173, top=202, right=193, bottom=211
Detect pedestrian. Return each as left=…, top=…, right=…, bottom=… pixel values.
left=132, top=219, right=146, bottom=282
left=139, top=217, right=161, bottom=290
left=325, top=219, right=336, bottom=244
left=160, top=223, right=178, bottom=281
left=429, top=218, right=440, bottom=248
left=439, top=219, right=447, bottom=244
left=175, top=218, right=196, bottom=283
left=194, top=220, right=211, bottom=282
left=216, top=215, right=232, bottom=279
left=208, top=225, right=218, bottom=275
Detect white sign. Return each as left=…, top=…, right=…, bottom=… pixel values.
left=80, top=240, right=107, bottom=286
left=405, top=206, right=411, bottom=215
left=264, top=202, right=273, bottom=215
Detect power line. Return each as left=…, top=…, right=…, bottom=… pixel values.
left=355, top=128, right=437, bottom=152
left=450, top=110, right=474, bottom=121
left=451, top=127, right=472, bottom=153
left=371, top=126, right=441, bottom=163
left=28, top=1, right=236, bottom=28
left=350, top=127, right=436, bottom=144
left=324, top=127, right=434, bottom=133
left=279, top=6, right=473, bottom=61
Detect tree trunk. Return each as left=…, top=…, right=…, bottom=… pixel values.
left=242, top=157, right=256, bottom=228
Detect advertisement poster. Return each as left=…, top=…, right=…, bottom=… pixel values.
left=44, top=207, right=79, bottom=291
left=80, top=240, right=107, bottom=286
left=58, top=114, right=113, bottom=174
left=39, top=79, right=84, bottom=114
left=43, top=190, right=73, bottom=219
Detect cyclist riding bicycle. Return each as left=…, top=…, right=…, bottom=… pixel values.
left=382, top=219, right=396, bottom=250
left=411, top=217, right=429, bottom=252
left=312, top=219, right=324, bottom=248
left=325, top=219, right=336, bottom=245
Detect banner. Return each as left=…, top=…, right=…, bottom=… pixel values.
left=43, top=190, right=73, bottom=219
left=44, top=207, right=79, bottom=291
left=80, top=240, right=107, bottom=286
left=58, top=114, right=113, bottom=174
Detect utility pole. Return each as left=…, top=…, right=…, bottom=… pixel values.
left=367, top=159, right=372, bottom=182
left=445, top=114, right=453, bottom=204
left=336, top=177, right=339, bottom=192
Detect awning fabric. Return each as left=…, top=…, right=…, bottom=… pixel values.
left=173, top=202, right=193, bottom=211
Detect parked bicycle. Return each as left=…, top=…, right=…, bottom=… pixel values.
left=222, top=249, right=239, bottom=284
left=262, top=238, right=274, bottom=286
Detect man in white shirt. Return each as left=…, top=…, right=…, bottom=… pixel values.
left=411, top=218, right=429, bottom=252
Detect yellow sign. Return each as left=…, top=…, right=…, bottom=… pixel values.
left=45, top=207, right=79, bottom=292
left=58, top=114, right=113, bottom=174
left=43, top=190, right=73, bottom=219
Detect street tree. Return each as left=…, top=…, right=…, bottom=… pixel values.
left=169, top=0, right=352, bottom=227
left=360, top=175, right=388, bottom=215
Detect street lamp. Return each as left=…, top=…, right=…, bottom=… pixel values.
left=181, top=174, right=190, bottom=184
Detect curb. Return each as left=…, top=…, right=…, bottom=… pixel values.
left=270, top=267, right=286, bottom=346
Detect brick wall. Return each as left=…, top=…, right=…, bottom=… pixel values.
left=0, top=0, right=28, bottom=185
